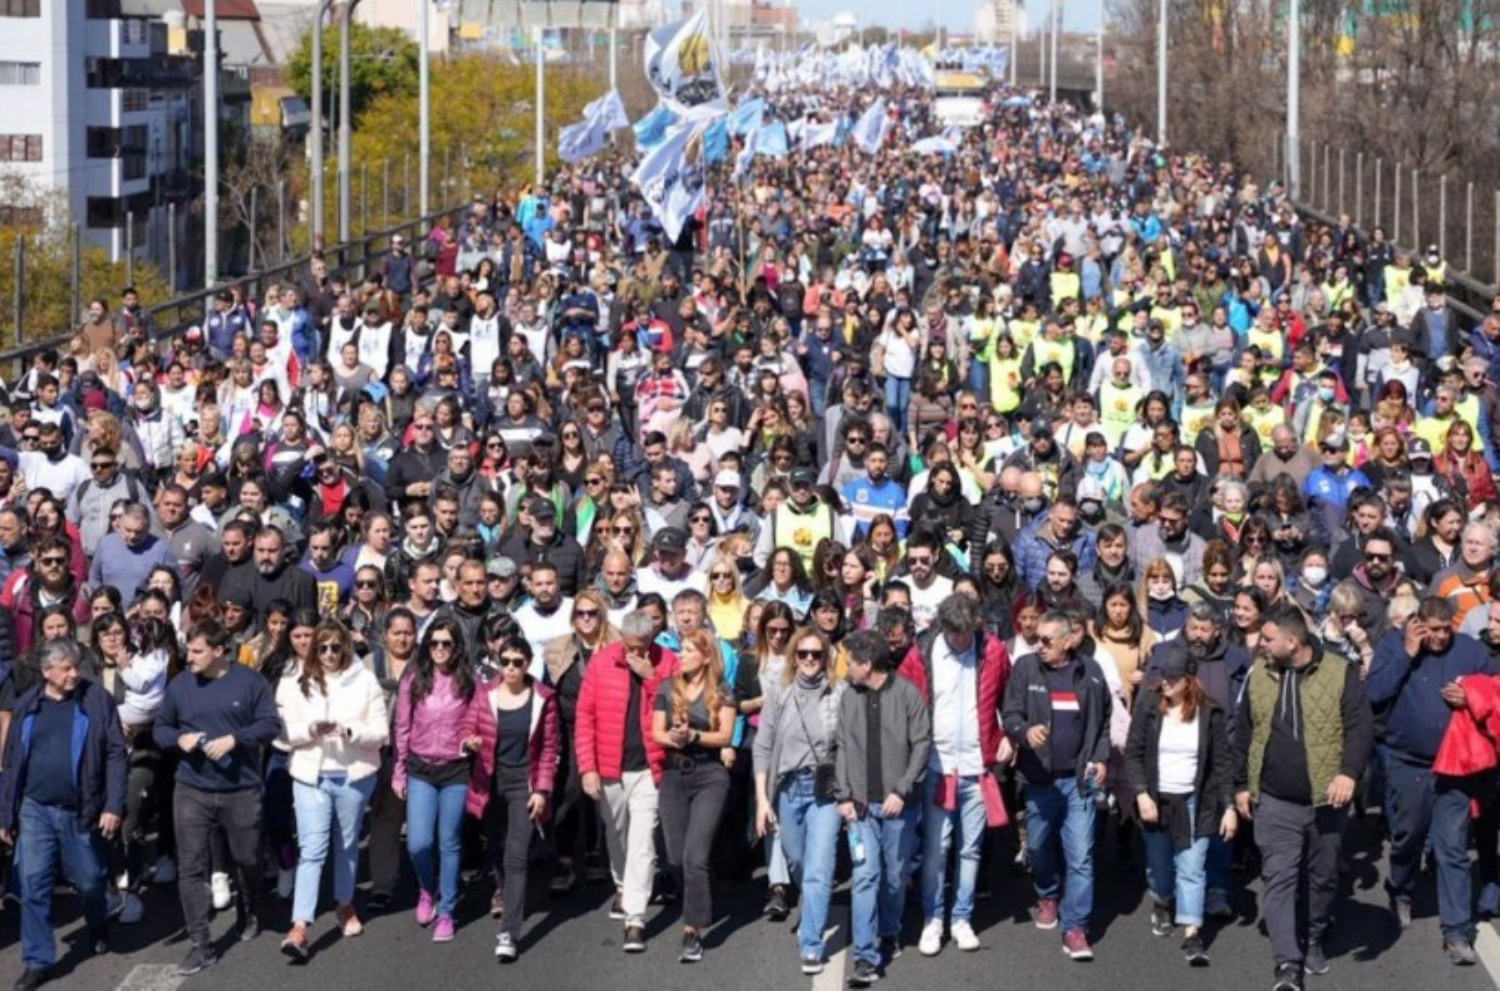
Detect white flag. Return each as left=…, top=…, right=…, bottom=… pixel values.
left=584, top=90, right=631, bottom=132
left=643, top=12, right=726, bottom=119
left=851, top=97, right=889, bottom=153
left=632, top=122, right=703, bottom=243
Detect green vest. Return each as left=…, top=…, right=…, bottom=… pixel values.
left=1245, top=654, right=1348, bottom=807
left=773, top=500, right=834, bottom=573
left=1032, top=336, right=1076, bottom=384
left=989, top=356, right=1023, bottom=413
left=1050, top=271, right=1081, bottom=310
left=1098, top=381, right=1142, bottom=447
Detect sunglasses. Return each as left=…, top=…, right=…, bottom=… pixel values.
left=612, top=526, right=635, bottom=535
left=1037, top=635, right=1060, bottom=647
left=39, top=556, right=67, bottom=566
left=487, top=440, right=504, bottom=448
left=498, top=654, right=529, bottom=669
left=575, top=608, right=601, bottom=619
left=317, top=643, right=342, bottom=656
left=1365, top=552, right=1392, bottom=562
left=429, top=639, right=455, bottom=650
left=710, top=571, right=734, bottom=580
left=690, top=515, right=711, bottom=524
left=766, top=625, right=792, bottom=637
left=90, top=462, right=114, bottom=471
left=413, top=423, right=434, bottom=431
left=586, top=477, right=605, bottom=486
left=796, top=649, right=826, bottom=660
left=356, top=579, right=380, bottom=589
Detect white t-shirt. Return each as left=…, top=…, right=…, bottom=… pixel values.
left=908, top=574, right=955, bottom=634
left=514, top=597, right=575, bottom=674
left=1157, top=714, right=1200, bottom=795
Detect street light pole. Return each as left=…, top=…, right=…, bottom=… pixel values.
left=1287, top=0, right=1301, bottom=199
left=1009, top=0, right=1018, bottom=85
left=1156, top=0, right=1167, bottom=143
left=419, top=0, right=430, bottom=218
left=338, top=0, right=361, bottom=244
left=1048, top=0, right=1058, bottom=103
left=204, top=0, right=218, bottom=286
left=310, top=0, right=335, bottom=250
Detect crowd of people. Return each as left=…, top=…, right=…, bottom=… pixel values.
left=3, top=75, right=1500, bottom=991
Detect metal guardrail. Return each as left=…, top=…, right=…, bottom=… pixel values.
left=0, top=203, right=470, bottom=376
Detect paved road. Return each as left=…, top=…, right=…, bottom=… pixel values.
left=2, top=815, right=1498, bottom=991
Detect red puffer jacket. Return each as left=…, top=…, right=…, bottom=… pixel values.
left=914, top=628, right=1014, bottom=766
left=465, top=679, right=561, bottom=820
left=1434, top=674, right=1500, bottom=780
left=574, top=642, right=680, bottom=783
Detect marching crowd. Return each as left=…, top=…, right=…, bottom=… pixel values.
left=5, top=76, right=1500, bottom=991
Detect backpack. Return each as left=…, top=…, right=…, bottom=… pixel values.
left=75, top=471, right=147, bottom=510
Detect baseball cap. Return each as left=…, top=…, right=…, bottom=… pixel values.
left=653, top=527, right=688, bottom=553
left=1160, top=652, right=1196, bottom=681
left=790, top=467, right=817, bottom=487
left=714, top=469, right=741, bottom=489
left=1408, top=437, right=1433, bottom=460
left=485, top=556, right=518, bottom=579
left=528, top=497, right=557, bottom=522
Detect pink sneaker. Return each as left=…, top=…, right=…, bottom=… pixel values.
left=416, top=890, right=436, bottom=927
left=432, top=914, right=456, bottom=943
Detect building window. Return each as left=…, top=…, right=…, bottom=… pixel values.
left=123, top=18, right=145, bottom=45
left=0, top=0, right=40, bottom=17
left=86, top=0, right=121, bottom=16
left=122, top=89, right=149, bottom=112
left=0, top=134, right=42, bottom=162
left=0, top=62, right=39, bottom=85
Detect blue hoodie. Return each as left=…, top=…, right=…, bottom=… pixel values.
left=1366, top=629, right=1497, bottom=762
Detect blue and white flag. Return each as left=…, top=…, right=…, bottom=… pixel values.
left=632, top=121, right=703, bottom=242
left=584, top=89, right=631, bottom=133
left=799, top=119, right=839, bottom=151
left=910, top=136, right=957, bottom=156
left=754, top=120, right=788, bottom=159
left=702, top=116, right=730, bottom=163
left=727, top=97, right=765, bottom=136
left=643, top=11, right=726, bottom=119
left=851, top=97, right=889, bottom=153
left=558, top=117, right=607, bottom=163
left=633, top=104, right=679, bottom=148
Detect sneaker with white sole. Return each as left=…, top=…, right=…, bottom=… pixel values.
left=118, top=892, right=144, bottom=925
left=919, top=917, right=944, bottom=956
left=150, top=856, right=177, bottom=884
left=495, top=932, right=518, bottom=962
left=951, top=919, right=979, bottom=951
left=211, top=872, right=233, bottom=911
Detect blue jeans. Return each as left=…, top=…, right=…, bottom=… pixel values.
left=921, top=773, right=987, bottom=923
left=1025, top=777, right=1096, bottom=934
left=292, top=773, right=377, bottom=925
left=17, top=798, right=109, bottom=971
left=884, top=375, right=912, bottom=435
left=776, top=771, right=841, bottom=959
left=1383, top=749, right=1478, bottom=942
left=809, top=379, right=830, bottom=420
left=1141, top=795, right=1208, bottom=926
left=264, top=748, right=297, bottom=870
left=406, top=775, right=468, bottom=916
left=850, top=802, right=920, bottom=967
left=967, top=361, right=990, bottom=404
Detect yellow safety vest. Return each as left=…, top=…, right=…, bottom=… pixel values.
left=1181, top=401, right=1217, bottom=442
left=1414, top=413, right=1458, bottom=455
left=1456, top=394, right=1485, bottom=449
left=1247, top=327, right=1284, bottom=364
left=1008, top=318, right=1040, bottom=353
left=1150, top=304, right=1182, bottom=337
left=773, top=501, right=835, bottom=573
left=1244, top=405, right=1286, bottom=447
left=1050, top=271, right=1081, bottom=310
left=1385, top=265, right=1411, bottom=301
left=1032, top=336, right=1076, bottom=384
left=989, top=356, right=1024, bottom=413
left=1078, top=313, right=1110, bottom=345
left=1098, top=381, right=1142, bottom=447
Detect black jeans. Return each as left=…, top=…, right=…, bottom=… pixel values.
left=1254, top=793, right=1348, bottom=967
left=485, top=765, right=535, bottom=940
left=551, top=728, right=602, bottom=869
left=658, top=759, right=730, bottom=930
left=174, top=785, right=263, bottom=948
left=367, top=756, right=406, bottom=901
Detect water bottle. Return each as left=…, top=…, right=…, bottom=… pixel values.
left=847, top=825, right=867, bottom=866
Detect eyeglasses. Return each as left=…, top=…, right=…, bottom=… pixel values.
left=498, top=654, right=529, bottom=669
left=317, top=643, right=343, bottom=656
left=109, top=512, right=124, bottom=522
left=690, top=515, right=711, bottom=524
left=766, top=625, right=792, bottom=637
left=586, top=476, right=605, bottom=486
left=413, top=423, right=434, bottom=431
left=429, top=638, right=455, bottom=650
left=575, top=608, right=601, bottom=619
left=796, top=648, right=827, bottom=660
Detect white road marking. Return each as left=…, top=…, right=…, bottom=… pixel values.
left=812, top=905, right=849, bottom=991
left=113, top=964, right=185, bottom=991
left=1474, top=924, right=1500, bottom=988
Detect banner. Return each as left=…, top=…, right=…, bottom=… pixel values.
left=643, top=12, right=726, bottom=119
left=754, top=120, right=788, bottom=159
left=702, top=116, right=730, bottom=164
left=558, top=117, right=607, bottom=163
left=632, top=121, right=703, bottom=242
left=584, top=89, right=631, bottom=133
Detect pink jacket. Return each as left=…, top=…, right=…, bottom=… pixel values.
left=464, top=679, right=561, bottom=819
left=392, top=667, right=474, bottom=794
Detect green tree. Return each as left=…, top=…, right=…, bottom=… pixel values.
left=286, top=23, right=421, bottom=127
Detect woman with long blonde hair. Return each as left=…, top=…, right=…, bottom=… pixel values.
left=706, top=552, right=751, bottom=641
left=651, top=627, right=736, bottom=963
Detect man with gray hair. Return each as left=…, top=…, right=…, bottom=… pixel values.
left=914, top=595, right=1013, bottom=957
left=1002, top=610, right=1113, bottom=961
left=1427, top=521, right=1497, bottom=630
left=574, top=609, right=680, bottom=954
left=0, top=637, right=128, bottom=990
left=386, top=400, right=446, bottom=501
left=88, top=502, right=177, bottom=603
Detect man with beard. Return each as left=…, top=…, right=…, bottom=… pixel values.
left=1003, top=425, right=1081, bottom=503
left=0, top=505, right=32, bottom=586
left=1330, top=495, right=1399, bottom=580
left=90, top=504, right=177, bottom=604
left=1145, top=602, right=1251, bottom=917
left=1127, top=492, right=1205, bottom=588
left=156, top=484, right=219, bottom=600
left=66, top=447, right=147, bottom=557
left=499, top=498, right=587, bottom=598
left=1249, top=426, right=1321, bottom=501
left=1014, top=496, right=1097, bottom=593
left=513, top=562, right=574, bottom=661
left=1233, top=606, right=1373, bottom=990
left=2, top=534, right=86, bottom=655
left=219, top=526, right=315, bottom=620
left=843, top=443, right=908, bottom=541
left=383, top=503, right=444, bottom=600
left=198, top=519, right=256, bottom=599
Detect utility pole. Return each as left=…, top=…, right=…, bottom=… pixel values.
left=535, top=26, right=545, bottom=186
left=204, top=0, right=219, bottom=287
left=1287, top=0, right=1301, bottom=199
left=419, top=0, right=430, bottom=218
left=310, top=0, right=335, bottom=249
left=338, top=0, right=361, bottom=243
left=1156, top=0, right=1167, bottom=143
left=1096, top=2, right=1104, bottom=113
left=1048, top=0, right=1059, bottom=103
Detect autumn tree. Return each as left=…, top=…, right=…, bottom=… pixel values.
left=286, top=23, right=422, bottom=127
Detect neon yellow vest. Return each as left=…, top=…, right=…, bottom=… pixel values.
left=1098, top=381, right=1143, bottom=447
left=1050, top=271, right=1081, bottom=310
left=1245, top=405, right=1286, bottom=447
left=773, top=501, right=834, bottom=573
left=989, top=356, right=1023, bottom=413
left=1181, top=401, right=1217, bottom=443
left=1032, top=337, right=1076, bottom=384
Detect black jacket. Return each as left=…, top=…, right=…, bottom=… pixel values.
left=1002, top=652, right=1112, bottom=787
left=0, top=679, right=128, bottom=832
left=499, top=529, right=587, bottom=598
left=1123, top=686, right=1235, bottom=838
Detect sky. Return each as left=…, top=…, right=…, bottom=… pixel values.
left=789, top=0, right=1105, bottom=36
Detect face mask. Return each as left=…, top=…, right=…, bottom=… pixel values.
left=1080, top=502, right=1105, bottom=524
left=1148, top=586, right=1175, bottom=601
left=1222, top=511, right=1245, bottom=524
left=134, top=397, right=155, bottom=412
left=1301, top=566, right=1328, bottom=587
left=1023, top=498, right=1046, bottom=515
left=1317, top=386, right=1335, bottom=403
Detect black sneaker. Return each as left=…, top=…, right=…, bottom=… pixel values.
left=236, top=911, right=260, bottom=942
left=801, top=955, right=825, bottom=975
left=609, top=890, right=627, bottom=921
left=848, top=958, right=882, bottom=987
left=622, top=925, right=646, bottom=953
left=679, top=931, right=703, bottom=963
left=1182, top=933, right=1209, bottom=966
left=367, top=892, right=394, bottom=912
left=177, top=945, right=219, bottom=977
left=765, top=884, right=790, bottom=921
left=1303, top=942, right=1329, bottom=975
left=13, top=968, right=46, bottom=991
left=88, top=925, right=109, bottom=957
left=879, top=935, right=902, bottom=962
left=1151, top=904, right=1174, bottom=937
left=1272, top=962, right=1304, bottom=991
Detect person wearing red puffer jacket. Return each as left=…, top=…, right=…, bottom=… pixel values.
left=574, top=609, right=679, bottom=954
left=465, top=636, right=561, bottom=962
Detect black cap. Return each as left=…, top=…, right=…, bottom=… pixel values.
left=1160, top=652, right=1196, bottom=681
left=528, top=497, right=556, bottom=522
left=653, top=526, right=688, bottom=553
left=791, top=467, right=817, bottom=487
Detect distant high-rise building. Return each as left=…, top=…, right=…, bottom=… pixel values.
left=975, top=0, right=1020, bottom=44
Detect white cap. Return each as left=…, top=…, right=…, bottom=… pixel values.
left=714, top=470, right=741, bottom=489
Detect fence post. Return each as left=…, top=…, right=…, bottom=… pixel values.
left=1322, top=144, right=1331, bottom=211
left=383, top=160, right=391, bottom=231
left=1495, top=190, right=1499, bottom=286
left=1307, top=140, right=1316, bottom=207
left=277, top=179, right=287, bottom=264
left=125, top=212, right=135, bottom=287
left=1394, top=166, right=1401, bottom=245
left=249, top=187, right=259, bottom=272
left=168, top=203, right=177, bottom=293
left=461, top=143, right=470, bottom=201
left=1467, top=182, right=1475, bottom=275
left=404, top=153, right=412, bottom=220
left=443, top=147, right=452, bottom=206
left=360, top=163, right=369, bottom=238
left=71, top=223, right=81, bottom=328
left=13, top=235, right=23, bottom=346
left=1375, top=159, right=1383, bottom=229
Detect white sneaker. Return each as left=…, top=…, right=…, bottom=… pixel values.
left=150, top=856, right=177, bottom=884
left=211, top=872, right=233, bottom=911
left=951, top=919, right=979, bottom=951
left=495, top=932, right=518, bottom=961
left=116, top=871, right=131, bottom=891
left=919, top=917, right=944, bottom=956
left=118, top=892, right=145, bottom=925
left=277, top=868, right=295, bottom=900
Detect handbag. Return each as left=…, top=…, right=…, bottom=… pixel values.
left=790, top=688, right=838, bottom=802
